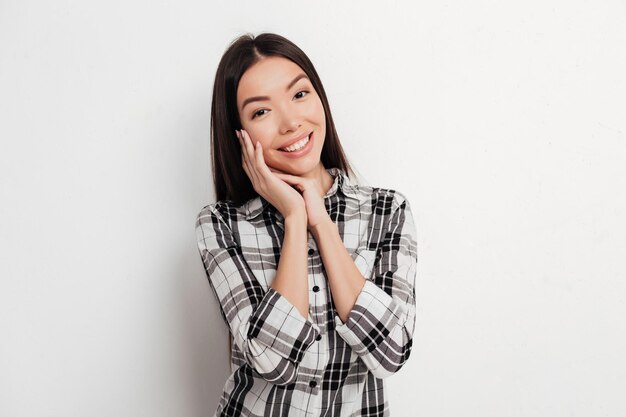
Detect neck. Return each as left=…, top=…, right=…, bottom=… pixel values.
left=302, top=163, right=334, bottom=196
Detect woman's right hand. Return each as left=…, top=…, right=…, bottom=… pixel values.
left=237, top=129, right=306, bottom=220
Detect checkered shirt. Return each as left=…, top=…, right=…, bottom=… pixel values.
left=195, top=167, right=418, bottom=417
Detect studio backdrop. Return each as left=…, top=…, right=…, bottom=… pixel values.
left=1, top=1, right=625, bottom=416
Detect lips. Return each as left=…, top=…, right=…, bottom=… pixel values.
left=278, top=131, right=312, bottom=151
left=278, top=132, right=314, bottom=158
left=280, top=134, right=311, bottom=152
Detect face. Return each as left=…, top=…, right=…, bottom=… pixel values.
left=236, top=56, right=326, bottom=176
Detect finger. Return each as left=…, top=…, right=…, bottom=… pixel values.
left=277, top=175, right=304, bottom=192
left=247, top=131, right=268, bottom=187
left=238, top=129, right=248, bottom=156
left=274, top=173, right=304, bottom=192
left=237, top=131, right=251, bottom=174
left=241, top=130, right=261, bottom=185
left=254, top=141, right=274, bottom=179
left=242, top=155, right=252, bottom=180
left=241, top=130, right=257, bottom=167
left=274, top=172, right=302, bottom=184
left=243, top=149, right=259, bottom=187
left=273, top=172, right=292, bottom=182
left=237, top=131, right=248, bottom=169
left=237, top=130, right=248, bottom=164
left=238, top=131, right=258, bottom=185
left=268, top=167, right=287, bottom=175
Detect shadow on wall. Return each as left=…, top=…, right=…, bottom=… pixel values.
left=178, top=241, right=230, bottom=416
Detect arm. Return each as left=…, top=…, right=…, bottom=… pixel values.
left=311, top=192, right=418, bottom=379
left=195, top=205, right=319, bottom=386
left=270, top=213, right=310, bottom=319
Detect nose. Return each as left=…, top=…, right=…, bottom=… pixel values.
left=278, top=105, right=302, bottom=135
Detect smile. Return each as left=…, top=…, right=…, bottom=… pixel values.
left=280, top=134, right=310, bottom=152
left=279, top=133, right=314, bottom=158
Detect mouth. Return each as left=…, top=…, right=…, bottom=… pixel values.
left=278, top=132, right=314, bottom=158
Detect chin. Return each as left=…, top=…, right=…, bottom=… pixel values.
left=287, top=159, right=322, bottom=175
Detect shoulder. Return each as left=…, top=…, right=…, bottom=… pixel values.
left=357, top=186, right=417, bottom=245
left=195, top=200, right=249, bottom=250
left=195, top=200, right=246, bottom=229
left=352, top=182, right=413, bottom=214
left=195, top=200, right=245, bottom=250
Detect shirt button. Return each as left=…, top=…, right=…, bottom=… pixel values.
left=312, top=285, right=319, bottom=292
left=309, top=380, right=317, bottom=388
left=308, top=248, right=315, bottom=255
left=315, top=334, right=322, bottom=341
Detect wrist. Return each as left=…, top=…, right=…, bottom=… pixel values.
left=310, top=216, right=336, bottom=239
left=285, top=210, right=308, bottom=227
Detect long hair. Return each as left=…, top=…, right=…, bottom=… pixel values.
left=210, top=32, right=356, bottom=205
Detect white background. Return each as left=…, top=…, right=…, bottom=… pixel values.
left=1, top=1, right=625, bottom=416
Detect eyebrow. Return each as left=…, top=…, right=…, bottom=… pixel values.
left=240, top=73, right=309, bottom=111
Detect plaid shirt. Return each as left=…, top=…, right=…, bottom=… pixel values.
left=195, top=167, right=418, bottom=417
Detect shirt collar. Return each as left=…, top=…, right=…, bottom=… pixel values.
left=244, top=167, right=361, bottom=220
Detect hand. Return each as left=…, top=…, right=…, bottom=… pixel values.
left=237, top=129, right=306, bottom=220
left=269, top=169, right=331, bottom=230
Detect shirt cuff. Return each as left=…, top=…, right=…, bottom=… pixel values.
left=333, top=280, right=405, bottom=352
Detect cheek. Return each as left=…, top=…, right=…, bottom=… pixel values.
left=313, top=100, right=326, bottom=143
left=312, top=98, right=326, bottom=127
left=243, top=125, right=273, bottom=149
left=247, top=127, right=279, bottom=165
left=300, top=97, right=326, bottom=130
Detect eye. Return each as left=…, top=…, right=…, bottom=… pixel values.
left=252, top=109, right=269, bottom=119
left=294, top=90, right=309, bottom=99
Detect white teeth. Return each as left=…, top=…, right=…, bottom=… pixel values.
left=281, top=135, right=310, bottom=152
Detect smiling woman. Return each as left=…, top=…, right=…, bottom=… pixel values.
left=236, top=56, right=326, bottom=176
left=208, top=33, right=352, bottom=206
left=196, top=32, right=418, bottom=417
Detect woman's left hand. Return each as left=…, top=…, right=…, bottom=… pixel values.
left=269, top=168, right=331, bottom=229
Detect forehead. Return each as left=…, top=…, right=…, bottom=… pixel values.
left=237, top=56, right=306, bottom=100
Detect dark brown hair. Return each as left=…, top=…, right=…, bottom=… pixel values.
left=209, top=32, right=356, bottom=205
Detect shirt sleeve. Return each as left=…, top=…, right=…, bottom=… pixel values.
left=333, top=191, right=418, bottom=379
left=195, top=205, right=321, bottom=386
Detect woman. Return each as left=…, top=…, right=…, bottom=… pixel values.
left=195, top=32, right=418, bottom=417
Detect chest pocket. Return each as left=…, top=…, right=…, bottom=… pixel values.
left=353, top=249, right=378, bottom=280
